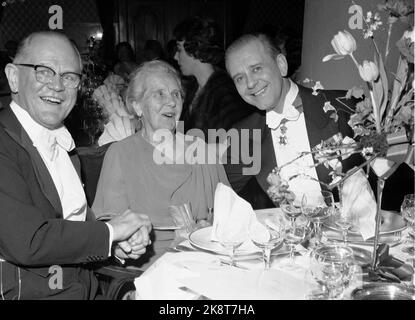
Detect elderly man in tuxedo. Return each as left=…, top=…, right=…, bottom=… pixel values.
left=0, top=31, right=152, bottom=299
left=224, top=33, right=363, bottom=209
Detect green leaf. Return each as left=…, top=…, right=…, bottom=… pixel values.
left=375, top=51, right=389, bottom=124
left=386, top=57, right=408, bottom=128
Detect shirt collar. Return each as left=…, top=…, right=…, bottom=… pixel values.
left=266, top=80, right=301, bottom=130
left=9, top=101, right=75, bottom=153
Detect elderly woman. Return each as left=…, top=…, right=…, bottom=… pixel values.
left=92, top=60, right=229, bottom=269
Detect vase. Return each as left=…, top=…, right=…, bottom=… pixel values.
left=369, top=157, right=397, bottom=270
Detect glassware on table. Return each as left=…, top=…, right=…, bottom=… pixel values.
left=216, top=223, right=248, bottom=268
left=301, top=191, right=335, bottom=246
left=284, top=224, right=309, bottom=266
left=310, top=244, right=356, bottom=300
left=400, top=194, right=415, bottom=258
left=249, top=218, right=285, bottom=270
left=333, top=181, right=355, bottom=244
left=334, top=210, right=355, bottom=244
left=280, top=199, right=302, bottom=230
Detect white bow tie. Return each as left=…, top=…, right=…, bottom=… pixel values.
left=34, top=127, right=75, bottom=161
left=266, top=104, right=301, bottom=130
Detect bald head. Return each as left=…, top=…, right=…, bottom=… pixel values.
left=14, top=31, right=82, bottom=71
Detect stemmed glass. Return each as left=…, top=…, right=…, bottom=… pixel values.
left=249, top=218, right=285, bottom=269
left=216, top=224, right=248, bottom=268
left=334, top=182, right=355, bottom=244
left=401, top=194, right=415, bottom=258
left=280, top=199, right=302, bottom=231
left=334, top=210, right=355, bottom=244
left=284, top=224, right=309, bottom=266
left=301, top=191, right=335, bottom=246
left=310, top=244, right=356, bottom=300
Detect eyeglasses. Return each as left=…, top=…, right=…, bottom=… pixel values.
left=15, top=63, right=82, bottom=89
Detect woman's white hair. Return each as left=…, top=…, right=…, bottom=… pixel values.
left=125, top=60, right=183, bottom=115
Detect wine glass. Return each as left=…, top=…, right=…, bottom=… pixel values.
left=301, top=191, right=335, bottom=246
left=334, top=210, right=355, bottom=244
left=216, top=223, right=248, bottom=268
left=249, top=218, right=285, bottom=269
left=401, top=194, right=415, bottom=257
left=310, top=244, right=355, bottom=300
left=280, top=199, right=302, bottom=230
left=284, top=224, right=309, bottom=266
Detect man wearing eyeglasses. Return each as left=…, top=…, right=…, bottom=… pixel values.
left=0, top=31, right=152, bottom=299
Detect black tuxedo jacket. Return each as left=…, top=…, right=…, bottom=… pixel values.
left=0, top=106, right=110, bottom=299
left=224, top=85, right=363, bottom=209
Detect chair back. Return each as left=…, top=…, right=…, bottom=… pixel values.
left=76, top=142, right=113, bottom=207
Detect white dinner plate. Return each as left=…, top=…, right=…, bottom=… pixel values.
left=189, top=226, right=261, bottom=255
left=153, top=225, right=180, bottom=231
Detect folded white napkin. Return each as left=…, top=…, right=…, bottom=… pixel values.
left=211, top=183, right=264, bottom=252
left=341, top=168, right=376, bottom=240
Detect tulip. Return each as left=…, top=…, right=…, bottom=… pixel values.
left=358, top=60, right=379, bottom=82
left=323, top=30, right=358, bottom=62
left=331, top=30, right=357, bottom=56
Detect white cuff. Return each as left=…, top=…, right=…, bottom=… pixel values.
left=105, top=222, right=114, bottom=257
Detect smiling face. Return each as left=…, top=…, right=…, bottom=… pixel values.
left=226, top=38, right=289, bottom=112
left=6, top=34, right=81, bottom=129
left=174, top=40, right=198, bottom=76
left=135, top=71, right=183, bottom=138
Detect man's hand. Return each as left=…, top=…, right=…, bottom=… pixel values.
left=107, top=209, right=152, bottom=242
left=113, top=228, right=152, bottom=260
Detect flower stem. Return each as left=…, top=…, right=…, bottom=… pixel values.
left=384, top=22, right=393, bottom=64
left=369, top=90, right=381, bottom=134
left=349, top=53, right=360, bottom=71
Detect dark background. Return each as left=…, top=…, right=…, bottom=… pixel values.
left=0, top=0, right=305, bottom=64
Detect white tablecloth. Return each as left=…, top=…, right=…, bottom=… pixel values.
left=134, top=208, right=414, bottom=300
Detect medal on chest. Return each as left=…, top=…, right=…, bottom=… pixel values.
left=277, top=119, right=289, bottom=146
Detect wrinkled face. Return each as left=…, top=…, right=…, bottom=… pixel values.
left=135, top=71, right=183, bottom=138
left=226, top=39, right=289, bottom=112
left=7, top=35, right=81, bottom=129
left=174, top=40, right=198, bottom=76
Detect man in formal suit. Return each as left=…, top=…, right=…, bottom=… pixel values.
left=0, top=31, right=152, bottom=299
left=224, top=33, right=362, bottom=209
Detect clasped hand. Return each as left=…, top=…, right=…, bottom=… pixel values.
left=107, top=209, right=152, bottom=260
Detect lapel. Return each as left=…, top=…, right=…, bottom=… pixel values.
left=0, top=106, right=64, bottom=217
left=255, top=85, right=341, bottom=195
left=254, top=113, right=277, bottom=195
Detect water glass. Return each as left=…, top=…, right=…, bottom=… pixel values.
left=310, top=244, right=355, bottom=299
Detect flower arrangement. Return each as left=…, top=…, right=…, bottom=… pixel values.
left=267, top=0, right=414, bottom=201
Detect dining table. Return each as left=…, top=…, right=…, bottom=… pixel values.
left=133, top=208, right=415, bottom=300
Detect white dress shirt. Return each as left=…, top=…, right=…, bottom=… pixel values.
left=10, top=102, right=113, bottom=254
left=266, top=80, right=323, bottom=204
